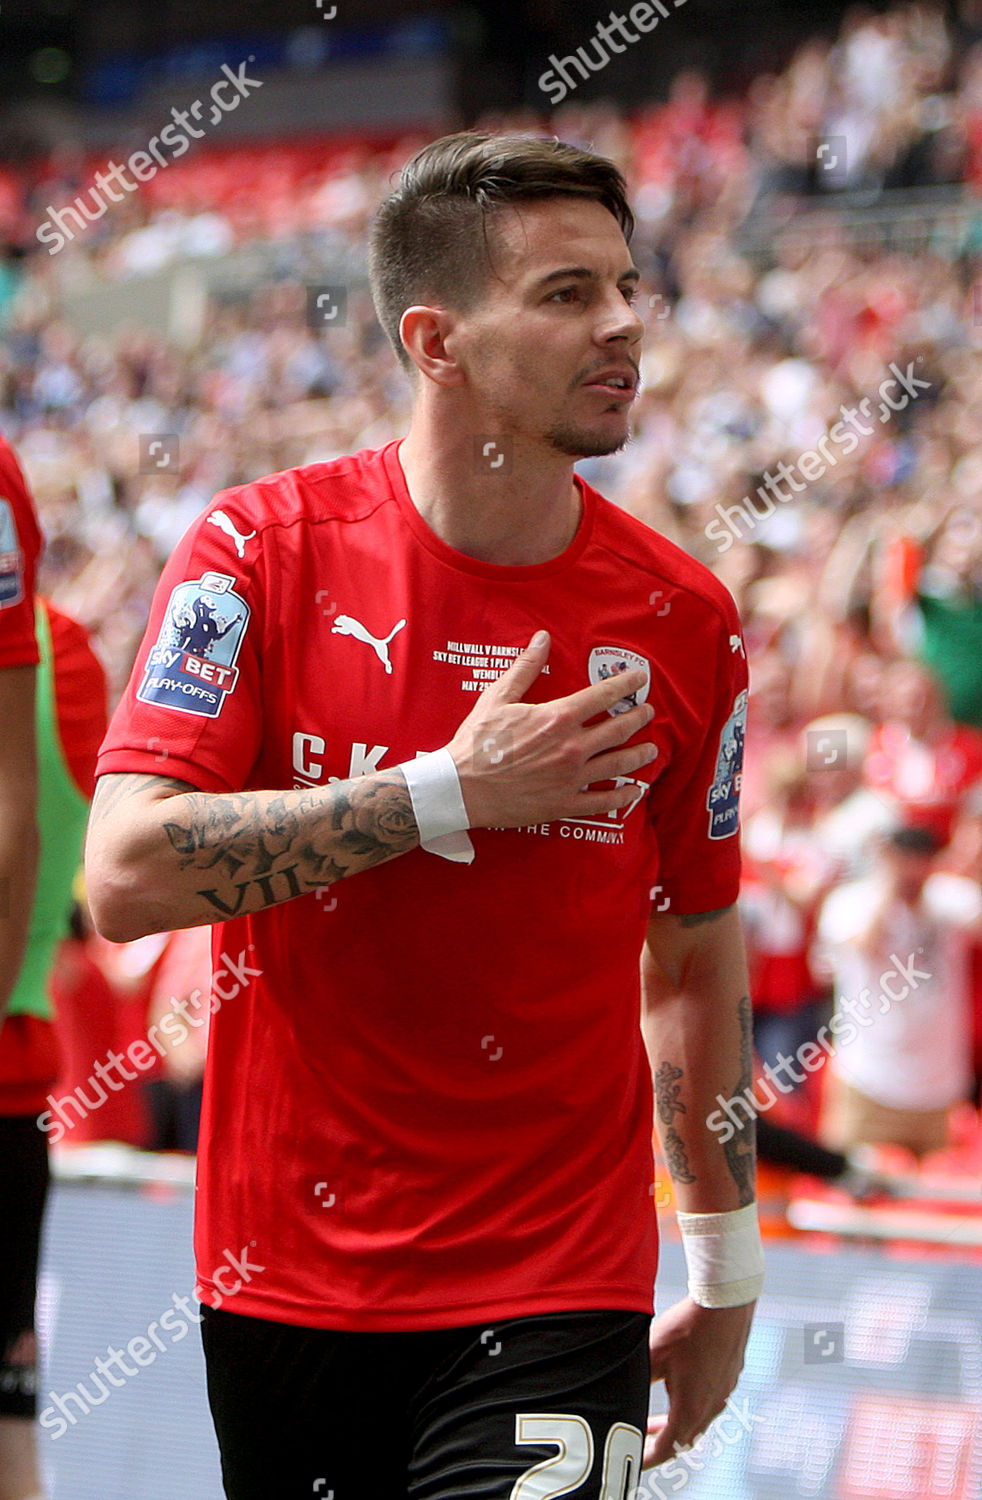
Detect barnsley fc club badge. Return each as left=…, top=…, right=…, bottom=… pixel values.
left=588, top=646, right=651, bottom=716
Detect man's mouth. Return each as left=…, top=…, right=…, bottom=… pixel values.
left=583, top=371, right=638, bottom=400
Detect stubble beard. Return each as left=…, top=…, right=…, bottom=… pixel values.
left=544, top=418, right=630, bottom=459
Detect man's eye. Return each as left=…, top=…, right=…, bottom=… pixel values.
left=550, top=287, right=581, bottom=304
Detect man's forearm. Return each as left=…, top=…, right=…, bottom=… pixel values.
left=642, top=909, right=756, bottom=1213
left=86, top=770, right=419, bottom=940
left=88, top=643, right=662, bottom=942
left=644, top=991, right=755, bottom=1212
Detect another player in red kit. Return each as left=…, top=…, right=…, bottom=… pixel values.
left=86, top=135, right=762, bottom=1498
left=0, top=433, right=42, bottom=1500
left=0, top=435, right=42, bottom=1021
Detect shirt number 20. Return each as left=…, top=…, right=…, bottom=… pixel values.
left=511, top=1415, right=643, bottom=1499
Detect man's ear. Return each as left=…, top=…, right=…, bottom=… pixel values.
left=399, top=305, right=467, bottom=388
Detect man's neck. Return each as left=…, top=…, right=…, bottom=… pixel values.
left=397, top=422, right=583, bottom=567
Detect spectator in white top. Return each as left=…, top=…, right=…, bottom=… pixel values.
left=815, top=824, right=982, bottom=1159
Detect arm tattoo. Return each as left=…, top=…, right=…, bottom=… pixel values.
left=163, top=771, right=418, bottom=916
left=91, top=772, right=196, bottom=824
left=654, top=1060, right=686, bottom=1124
left=663, top=1125, right=697, bottom=1185
left=89, top=769, right=419, bottom=921
left=655, top=1059, right=696, bottom=1185
left=679, top=905, right=732, bottom=928
left=722, top=993, right=756, bottom=1207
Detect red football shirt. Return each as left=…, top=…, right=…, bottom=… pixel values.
left=0, top=434, right=42, bottom=667
left=98, top=441, right=747, bottom=1331
left=0, top=434, right=43, bottom=1107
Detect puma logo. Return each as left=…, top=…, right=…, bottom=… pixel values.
left=207, top=510, right=256, bottom=559
left=331, top=614, right=407, bottom=674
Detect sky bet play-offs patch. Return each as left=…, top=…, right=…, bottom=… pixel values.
left=0, top=498, right=24, bottom=609
left=707, top=688, right=747, bottom=840
left=138, top=571, right=250, bottom=719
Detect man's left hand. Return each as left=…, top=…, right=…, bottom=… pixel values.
left=643, top=1295, right=755, bottom=1469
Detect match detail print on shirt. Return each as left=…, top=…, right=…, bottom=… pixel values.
left=430, top=637, right=553, bottom=693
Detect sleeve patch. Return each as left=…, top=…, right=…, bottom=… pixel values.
left=137, top=571, right=250, bottom=719
left=0, top=499, right=25, bottom=608
left=707, top=688, right=746, bottom=840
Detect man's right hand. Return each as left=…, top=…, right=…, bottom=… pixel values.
left=447, top=630, right=657, bottom=829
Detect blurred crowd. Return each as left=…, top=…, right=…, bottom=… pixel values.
left=3, top=0, right=982, bottom=1170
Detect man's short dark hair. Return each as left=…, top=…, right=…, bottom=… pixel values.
left=886, top=825, right=944, bottom=855
left=368, top=131, right=635, bottom=372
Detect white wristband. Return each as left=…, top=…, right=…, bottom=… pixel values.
left=676, top=1203, right=765, bottom=1308
left=398, top=749, right=474, bottom=865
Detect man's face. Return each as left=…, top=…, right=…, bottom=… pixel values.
left=446, top=197, right=644, bottom=459
left=885, top=845, right=934, bottom=903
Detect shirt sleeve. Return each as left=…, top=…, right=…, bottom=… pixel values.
left=97, top=490, right=266, bottom=793
left=44, top=600, right=109, bottom=800
left=646, top=600, right=748, bottom=915
left=0, top=435, right=42, bottom=669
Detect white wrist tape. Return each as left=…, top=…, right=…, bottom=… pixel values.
left=676, top=1203, right=765, bottom=1308
left=398, top=749, right=474, bottom=865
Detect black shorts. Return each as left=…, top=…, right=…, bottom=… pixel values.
left=200, top=1303, right=650, bottom=1500
left=0, top=1113, right=49, bottom=1419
